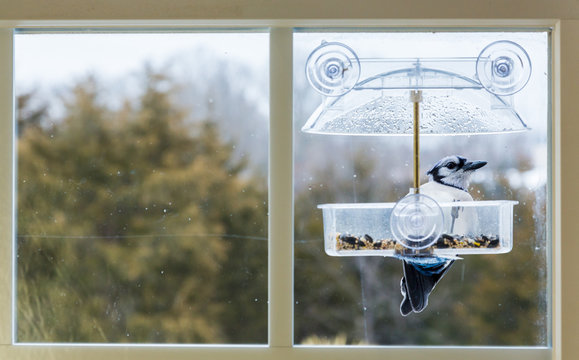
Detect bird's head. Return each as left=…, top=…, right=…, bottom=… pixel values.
left=427, top=155, right=487, bottom=191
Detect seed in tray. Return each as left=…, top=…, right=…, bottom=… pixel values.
left=436, top=237, right=449, bottom=248
left=335, top=233, right=500, bottom=251
left=339, top=233, right=359, bottom=246
left=441, top=234, right=454, bottom=241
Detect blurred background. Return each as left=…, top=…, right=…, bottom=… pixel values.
left=16, top=32, right=269, bottom=344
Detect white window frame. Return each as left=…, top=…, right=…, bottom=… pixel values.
left=0, top=3, right=576, bottom=360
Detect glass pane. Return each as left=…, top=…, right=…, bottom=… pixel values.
left=294, top=31, right=549, bottom=346
left=15, top=32, right=269, bottom=344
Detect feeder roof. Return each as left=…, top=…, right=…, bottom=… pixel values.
left=302, top=67, right=529, bottom=136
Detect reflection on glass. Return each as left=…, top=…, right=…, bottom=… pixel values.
left=294, top=31, right=549, bottom=346
left=16, top=32, right=269, bottom=344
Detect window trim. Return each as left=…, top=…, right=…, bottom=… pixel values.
left=0, top=15, right=572, bottom=360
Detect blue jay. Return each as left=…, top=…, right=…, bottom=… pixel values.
left=400, top=155, right=487, bottom=316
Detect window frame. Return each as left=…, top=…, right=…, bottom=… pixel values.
left=0, top=11, right=573, bottom=360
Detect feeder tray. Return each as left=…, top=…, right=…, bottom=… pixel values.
left=319, top=200, right=517, bottom=257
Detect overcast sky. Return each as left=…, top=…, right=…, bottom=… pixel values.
left=15, top=32, right=269, bottom=88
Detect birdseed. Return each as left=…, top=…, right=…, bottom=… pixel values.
left=335, top=232, right=500, bottom=251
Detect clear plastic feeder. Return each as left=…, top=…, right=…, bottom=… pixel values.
left=319, top=200, right=517, bottom=257
left=302, top=41, right=531, bottom=136
left=304, top=40, right=529, bottom=258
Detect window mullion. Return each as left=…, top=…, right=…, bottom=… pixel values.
left=0, top=28, right=14, bottom=345
left=268, top=26, right=294, bottom=348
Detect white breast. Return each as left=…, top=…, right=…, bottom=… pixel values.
left=416, top=181, right=477, bottom=235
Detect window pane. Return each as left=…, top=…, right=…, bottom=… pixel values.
left=293, top=31, right=549, bottom=346
left=15, top=32, right=269, bottom=344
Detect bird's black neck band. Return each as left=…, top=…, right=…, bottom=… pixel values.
left=437, top=180, right=468, bottom=192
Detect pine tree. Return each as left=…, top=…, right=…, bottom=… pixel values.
left=17, top=70, right=268, bottom=343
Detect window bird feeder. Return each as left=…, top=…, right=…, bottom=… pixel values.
left=304, top=40, right=531, bottom=257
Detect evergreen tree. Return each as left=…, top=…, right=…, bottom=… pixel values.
left=17, top=70, right=267, bottom=343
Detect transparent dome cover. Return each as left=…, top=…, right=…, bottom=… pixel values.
left=302, top=68, right=529, bottom=136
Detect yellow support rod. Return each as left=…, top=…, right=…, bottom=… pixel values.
left=411, top=90, right=422, bottom=192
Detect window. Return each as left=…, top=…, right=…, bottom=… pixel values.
left=293, top=31, right=550, bottom=346
left=0, top=11, right=574, bottom=360
left=15, top=31, right=269, bottom=344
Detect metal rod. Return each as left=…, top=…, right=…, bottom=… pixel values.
left=411, top=90, right=422, bottom=192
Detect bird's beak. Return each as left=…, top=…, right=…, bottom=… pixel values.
left=462, top=160, right=487, bottom=171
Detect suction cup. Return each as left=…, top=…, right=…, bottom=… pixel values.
left=305, top=41, right=361, bottom=96
left=390, top=193, right=444, bottom=250
left=476, top=40, right=532, bottom=96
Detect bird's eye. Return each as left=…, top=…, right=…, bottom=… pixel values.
left=446, top=163, right=457, bottom=170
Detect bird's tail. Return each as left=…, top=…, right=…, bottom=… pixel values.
left=400, top=258, right=455, bottom=316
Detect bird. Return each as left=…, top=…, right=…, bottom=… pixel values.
left=399, top=155, right=487, bottom=316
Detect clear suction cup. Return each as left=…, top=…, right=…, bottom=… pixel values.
left=306, top=41, right=361, bottom=96
left=390, top=193, right=444, bottom=250
left=476, top=40, right=532, bottom=96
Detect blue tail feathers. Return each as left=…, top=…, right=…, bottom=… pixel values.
left=400, top=257, right=454, bottom=316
